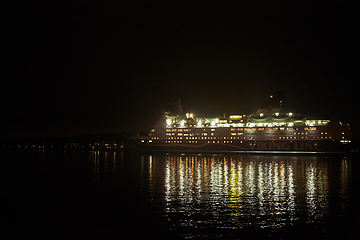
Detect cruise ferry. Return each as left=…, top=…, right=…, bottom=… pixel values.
left=138, top=96, right=352, bottom=153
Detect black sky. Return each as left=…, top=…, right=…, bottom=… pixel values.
left=4, top=0, right=358, bottom=138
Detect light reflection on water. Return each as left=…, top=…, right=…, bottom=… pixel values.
left=86, top=152, right=353, bottom=238
left=159, top=155, right=347, bottom=231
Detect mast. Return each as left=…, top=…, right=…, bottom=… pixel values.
left=174, top=98, right=183, bottom=116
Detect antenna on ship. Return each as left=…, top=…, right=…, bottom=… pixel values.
left=175, top=98, right=183, bottom=116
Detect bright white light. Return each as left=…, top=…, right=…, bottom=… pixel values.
left=288, top=112, right=293, bottom=116
left=186, top=113, right=189, bottom=118
left=197, top=120, right=202, bottom=127
left=288, top=122, right=294, bottom=126
left=190, top=113, right=193, bottom=118
left=166, top=119, right=171, bottom=126
left=211, top=121, right=216, bottom=126
left=180, top=120, right=185, bottom=127
left=275, top=112, right=279, bottom=116
left=260, top=113, right=264, bottom=117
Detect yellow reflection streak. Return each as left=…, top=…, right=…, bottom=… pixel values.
left=162, top=155, right=335, bottom=230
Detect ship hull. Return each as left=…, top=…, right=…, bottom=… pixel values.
left=138, top=140, right=349, bottom=154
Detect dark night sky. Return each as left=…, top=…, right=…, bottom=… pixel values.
left=4, top=0, right=358, bottom=138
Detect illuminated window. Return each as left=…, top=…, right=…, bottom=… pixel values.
left=231, top=128, right=236, bottom=131
left=265, top=128, right=271, bottom=131
left=310, top=127, right=316, bottom=130
left=231, top=133, right=236, bottom=136
left=280, top=127, right=285, bottom=131
left=287, top=128, right=293, bottom=131
left=251, top=128, right=257, bottom=131
left=166, top=129, right=171, bottom=132
left=172, top=129, right=177, bottom=132
left=258, top=128, right=264, bottom=131
left=273, top=128, right=278, bottom=131
left=304, top=127, right=308, bottom=130
left=178, top=133, right=182, bottom=136
left=178, top=129, right=183, bottom=132
left=184, top=129, right=189, bottom=132
left=219, top=120, right=227, bottom=123
left=211, top=129, right=216, bottom=131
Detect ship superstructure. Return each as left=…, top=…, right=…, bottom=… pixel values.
left=139, top=97, right=351, bottom=153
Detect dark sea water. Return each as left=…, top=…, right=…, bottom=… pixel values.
left=2, top=150, right=359, bottom=239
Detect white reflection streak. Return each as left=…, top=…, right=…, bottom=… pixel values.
left=306, top=163, right=316, bottom=222
left=165, top=158, right=171, bottom=204
left=196, top=158, right=201, bottom=202
left=179, top=157, right=185, bottom=204
left=187, top=157, right=194, bottom=204
left=280, top=162, right=286, bottom=198
left=317, top=162, right=329, bottom=216
left=287, top=162, right=295, bottom=222
left=224, top=159, right=229, bottom=204
left=246, top=160, right=255, bottom=217
left=267, top=162, right=273, bottom=203
left=273, top=162, right=279, bottom=204
left=258, top=162, right=265, bottom=216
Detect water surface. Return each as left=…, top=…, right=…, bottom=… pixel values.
left=2, top=150, right=358, bottom=239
